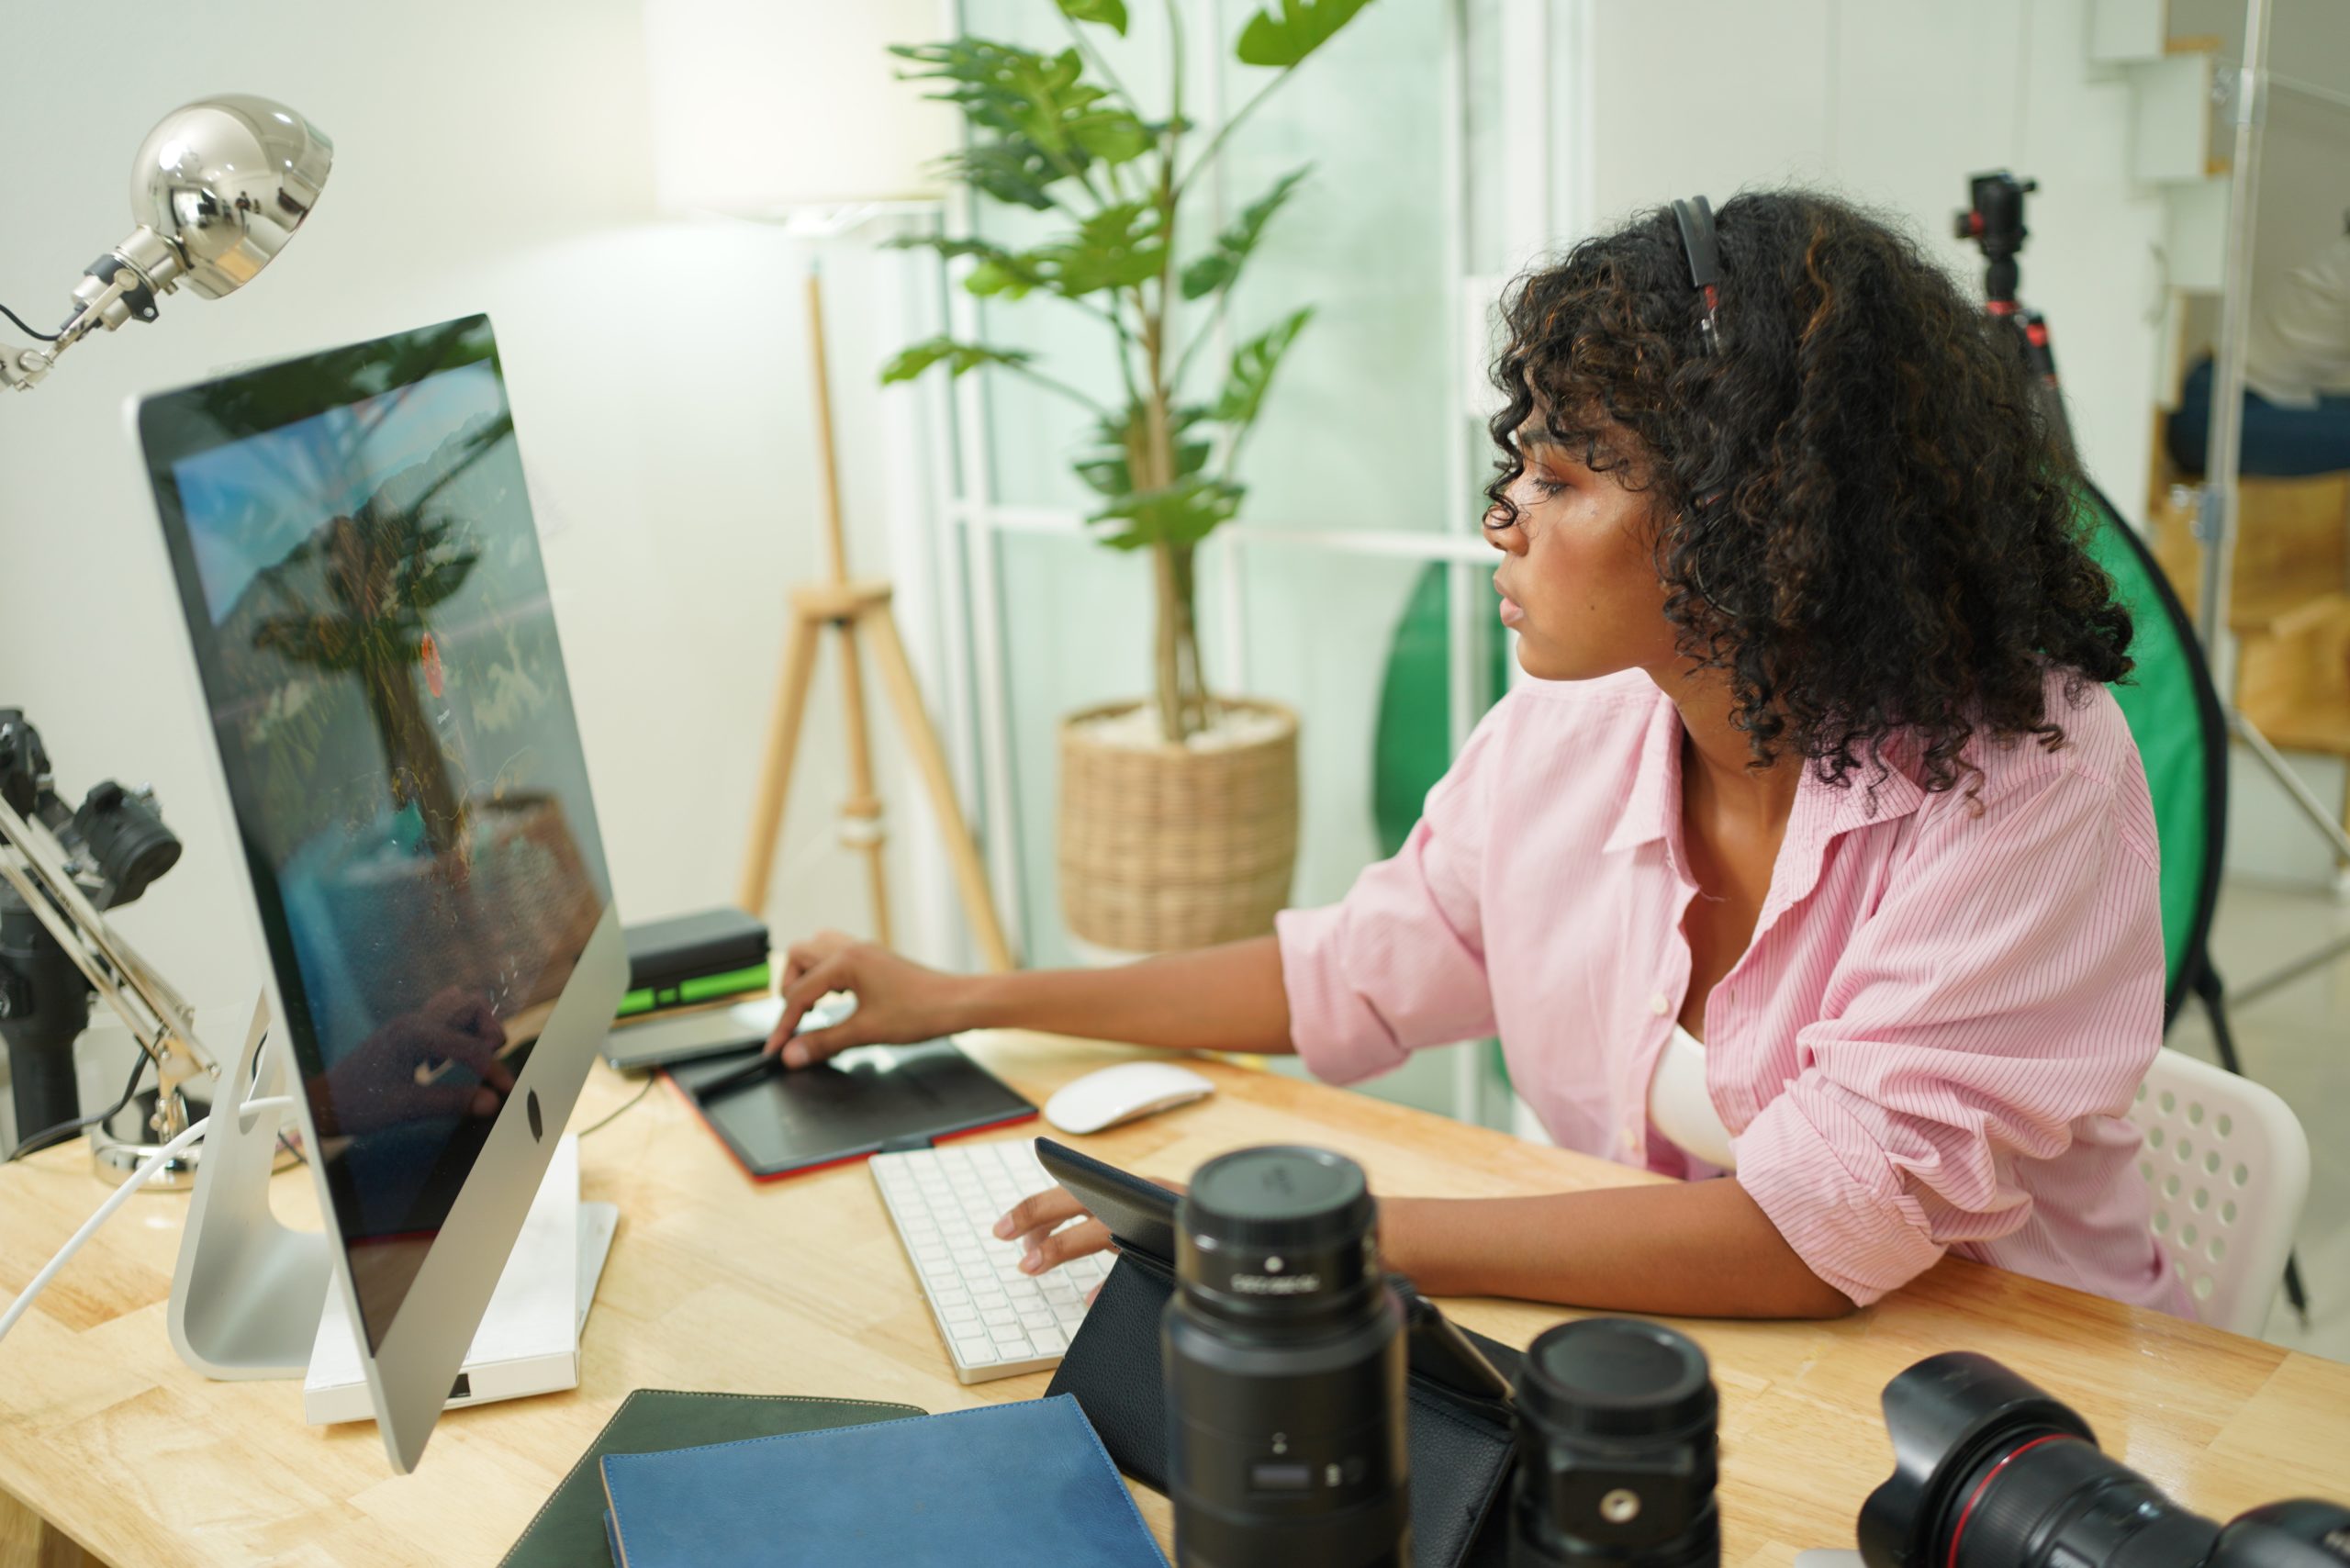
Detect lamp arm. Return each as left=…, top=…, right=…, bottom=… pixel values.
left=1, top=338, right=60, bottom=391
left=5, top=229, right=191, bottom=394
left=0, top=794, right=218, bottom=1121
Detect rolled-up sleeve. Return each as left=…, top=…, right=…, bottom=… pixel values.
left=1276, top=717, right=1503, bottom=1085
left=1734, top=759, right=2165, bottom=1306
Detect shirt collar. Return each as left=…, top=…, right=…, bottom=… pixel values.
left=1601, top=685, right=1932, bottom=860
left=1602, top=692, right=1684, bottom=854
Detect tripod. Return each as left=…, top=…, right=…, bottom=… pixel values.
left=1958, top=169, right=2309, bottom=1324
left=734, top=266, right=1015, bottom=973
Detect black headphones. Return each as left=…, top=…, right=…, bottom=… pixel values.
left=1671, top=197, right=1737, bottom=560
left=1672, top=196, right=1723, bottom=354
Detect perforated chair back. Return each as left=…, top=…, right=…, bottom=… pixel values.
left=2129, top=1047, right=2311, bottom=1336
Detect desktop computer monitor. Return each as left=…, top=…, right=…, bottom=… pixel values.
left=135, top=315, right=626, bottom=1473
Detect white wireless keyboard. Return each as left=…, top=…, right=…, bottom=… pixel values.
left=870, top=1138, right=1108, bottom=1383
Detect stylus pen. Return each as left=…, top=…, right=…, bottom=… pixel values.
left=697, top=1051, right=784, bottom=1100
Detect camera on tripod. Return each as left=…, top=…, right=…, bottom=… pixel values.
left=1954, top=170, right=2036, bottom=308
left=0, top=707, right=184, bottom=1153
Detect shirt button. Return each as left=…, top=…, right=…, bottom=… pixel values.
left=1620, top=1126, right=1641, bottom=1155
left=1649, top=991, right=1669, bottom=1016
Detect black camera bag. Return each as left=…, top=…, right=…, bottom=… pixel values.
left=1036, top=1138, right=1521, bottom=1568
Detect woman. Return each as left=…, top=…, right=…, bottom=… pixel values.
left=765, top=190, right=2188, bottom=1320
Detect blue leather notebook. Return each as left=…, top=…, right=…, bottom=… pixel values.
left=599, top=1393, right=1167, bottom=1567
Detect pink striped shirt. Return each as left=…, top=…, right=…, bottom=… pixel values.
left=1276, top=666, right=2191, bottom=1316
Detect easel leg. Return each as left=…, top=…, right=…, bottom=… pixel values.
left=860, top=604, right=1017, bottom=972
left=736, top=611, right=826, bottom=918
left=832, top=622, right=892, bottom=947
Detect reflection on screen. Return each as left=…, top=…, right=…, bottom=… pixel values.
left=150, top=318, right=610, bottom=1354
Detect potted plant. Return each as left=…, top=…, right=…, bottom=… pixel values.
left=883, top=0, right=1376, bottom=958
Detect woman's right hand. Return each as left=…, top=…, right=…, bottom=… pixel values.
left=994, top=1177, right=1190, bottom=1302
left=761, top=931, right=975, bottom=1067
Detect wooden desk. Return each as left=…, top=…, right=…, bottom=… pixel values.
left=1, top=1033, right=2344, bottom=1567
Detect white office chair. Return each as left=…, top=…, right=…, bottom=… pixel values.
left=2127, top=1047, right=2311, bottom=1338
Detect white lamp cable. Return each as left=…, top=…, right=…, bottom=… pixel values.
left=0, top=1096, right=294, bottom=1348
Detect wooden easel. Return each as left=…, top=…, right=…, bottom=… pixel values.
left=735, top=269, right=1015, bottom=972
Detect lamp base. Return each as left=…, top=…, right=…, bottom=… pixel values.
left=87, top=1084, right=300, bottom=1188
left=90, top=1087, right=204, bottom=1189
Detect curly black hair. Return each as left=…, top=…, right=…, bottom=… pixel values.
left=1484, top=189, right=2132, bottom=799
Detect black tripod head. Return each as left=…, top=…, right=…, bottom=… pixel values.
left=1954, top=171, right=2037, bottom=308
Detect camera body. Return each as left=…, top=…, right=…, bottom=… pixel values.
left=0, top=708, right=182, bottom=1147
left=0, top=710, right=182, bottom=913
left=1163, top=1146, right=1412, bottom=1568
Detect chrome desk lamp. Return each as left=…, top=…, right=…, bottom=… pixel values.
left=2, top=94, right=330, bottom=392
left=0, top=95, right=329, bottom=1186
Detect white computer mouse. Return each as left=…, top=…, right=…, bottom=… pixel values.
left=1043, top=1060, right=1216, bottom=1135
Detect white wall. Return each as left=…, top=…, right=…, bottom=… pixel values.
left=0, top=0, right=946, bottom=1129
left=1573, top=0, right=2170, bottom=518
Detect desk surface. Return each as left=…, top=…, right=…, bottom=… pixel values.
left=0, top=1033, right=2344, bottom=1567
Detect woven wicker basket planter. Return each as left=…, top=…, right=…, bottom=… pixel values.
left=1058, top=698, right=1301, bottom=955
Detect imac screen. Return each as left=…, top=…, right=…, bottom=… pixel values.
left=141, top=316, right=611, bottom=1354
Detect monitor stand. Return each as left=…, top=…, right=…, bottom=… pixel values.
left=167, top=993, right=331, bottom=1380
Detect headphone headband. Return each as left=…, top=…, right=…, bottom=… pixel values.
left=1673, top=196, right=1723, bottom=354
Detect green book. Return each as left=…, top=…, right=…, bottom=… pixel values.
left=498, top=1389, right=924, bottom=1568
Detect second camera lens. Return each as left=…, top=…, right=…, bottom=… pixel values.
left=1509, top=1318, right=1719, bottom=1568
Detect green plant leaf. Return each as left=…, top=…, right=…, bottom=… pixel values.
left=935, top=141, right=1061, bottom=211
left=1073, top=439, right=1211, bottom=496
left=1056, top=0, right=1128, bottom=33
left=1075, top=435, right=1212, bottom=496
left=1090, top=475, right=1246, bottom=550
left=894, top=39, right=1150, bottom=175
left=887, top=234, right=1051, bottom=298
left=1067, top=107, right=1151, bottom=164
left=1076, top=402, right=1213, bottom=496
left=1181, top=165, right=1313, bottom=300
left=1212, top=308, right=1314, bottom=431
left=1035, top=202, right=1167, bottom=296
left=1234, top=0, right=1375, bottom=67
left=879, top=337, right=1038, bottom=384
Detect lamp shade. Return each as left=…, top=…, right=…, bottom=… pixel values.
left=642, top=0, right=958, bottom=214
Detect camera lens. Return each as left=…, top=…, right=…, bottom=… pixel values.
left=1163, top=1146, right=1409, bottom=1568
left=73, top=782, right=181, bottom=908
left=1508, top=1318, right=1719, bottom=1568
left=1860, top=1353, right=2350, bottom=1568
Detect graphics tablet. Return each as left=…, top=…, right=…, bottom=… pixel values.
left=670, top=1040, right=1035, bottom=1180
